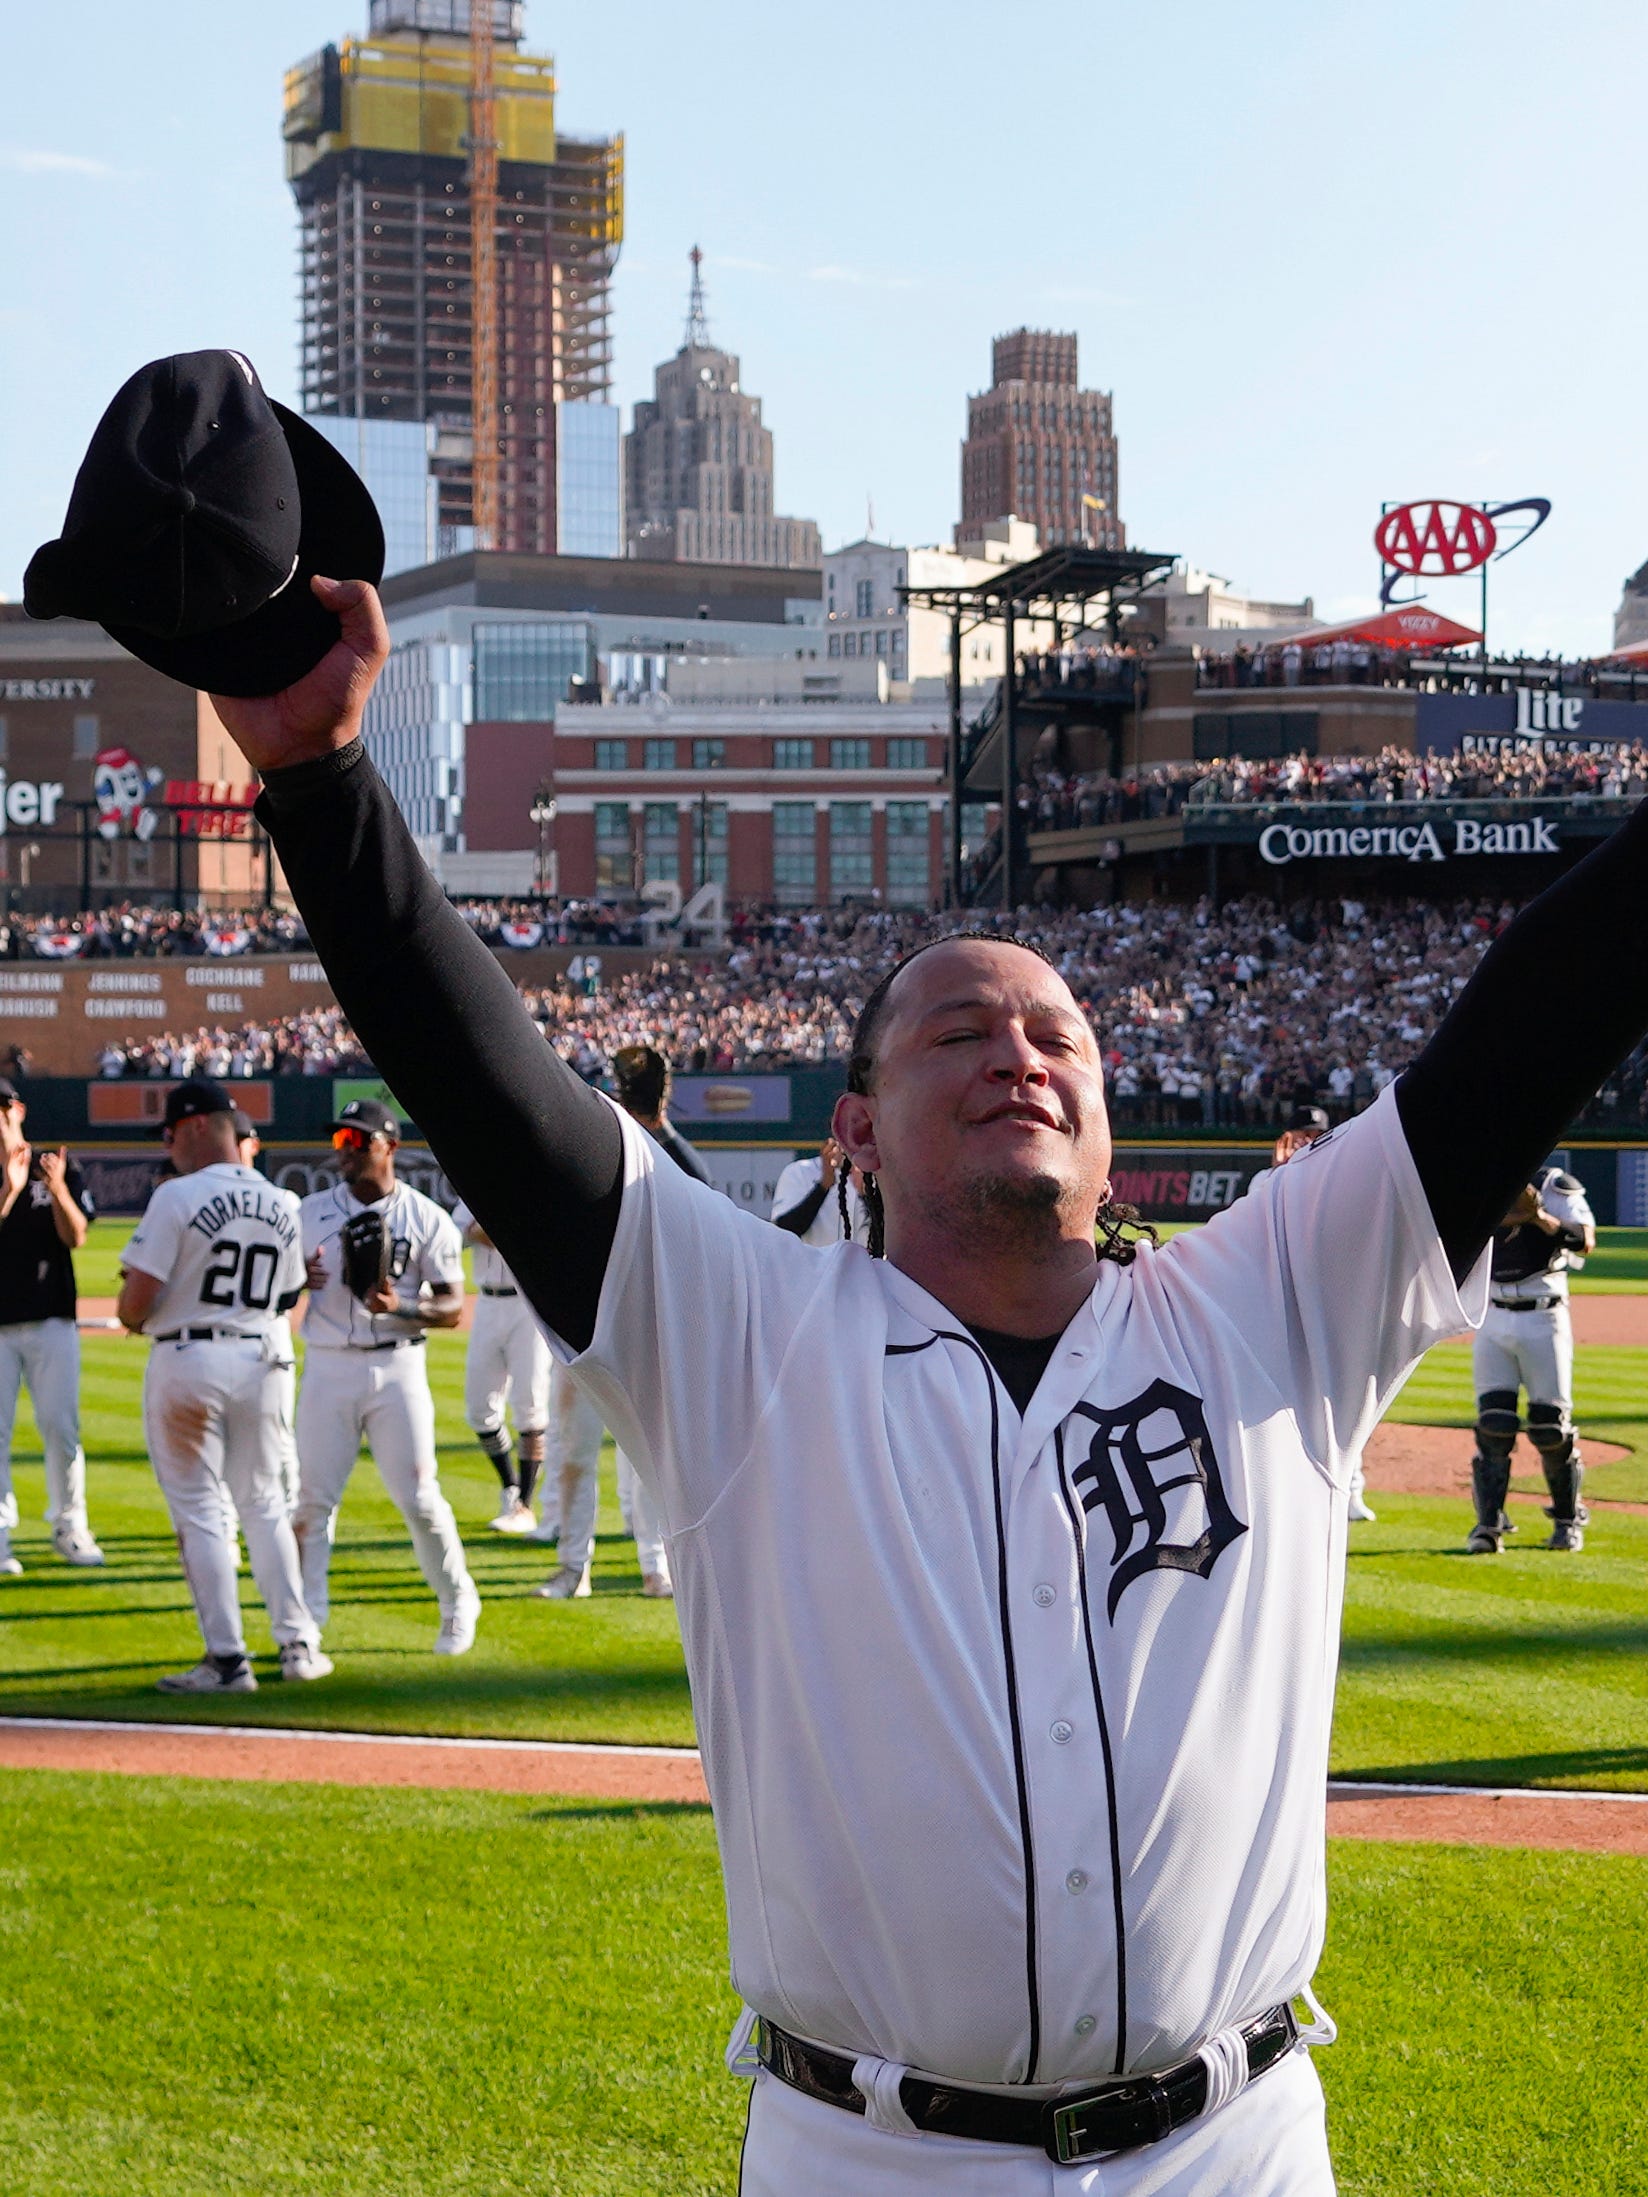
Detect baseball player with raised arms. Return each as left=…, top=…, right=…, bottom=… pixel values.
left=295, top=1097, right=479, bottom=1655
left=116, top=1080, right=327, bottom=1693
left=1466, top=1164, right=1596, bottom=1555
left=453, top=1198, right=548, bottom=1533
left=770, top=1136, right=870, bottom=1247
left=200, top=573, right=1648, bottom=2188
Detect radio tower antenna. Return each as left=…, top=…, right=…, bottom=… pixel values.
left=468, top=0, right=501, bottom=549
left=684, top=245, right=710, bottom=350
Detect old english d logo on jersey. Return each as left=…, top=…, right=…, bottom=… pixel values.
left=1069, top=1379, right=1247, bottom=1620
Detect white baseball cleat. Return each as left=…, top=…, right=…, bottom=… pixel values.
left=157, top=1656, right=257, bottom=1695
left=488, top=1494, right=537, bottom=1535
left=1346, top=1494, right=1377, bottom=1524
left=532, top=1563, right=592, bottom=1600
left=279, top=1641, right=335, bottom=1682
left=434, top=1586, right=481, bottom=1656
left=640, top=1571, right=675, bottom=1600
left=0, top=1553, right=22, bottom=1579
left=52, top=1525, right=105, bottom=1567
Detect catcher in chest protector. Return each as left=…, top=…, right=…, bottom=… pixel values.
left=293, top=1097, right=482, bottom=1655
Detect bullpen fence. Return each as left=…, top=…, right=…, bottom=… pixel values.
left=17, top=1076, right=1638, bottom=1225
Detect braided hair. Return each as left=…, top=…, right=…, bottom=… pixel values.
left=835, top=930, right=1156, bottom=1267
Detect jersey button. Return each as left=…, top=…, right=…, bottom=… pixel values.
left=1050, top=1720, right=1074, bottom=1745
left=1032, top=1583, right=1056, bottom=1608
left=1065, top=1869, right=1088, bottom=1894
left=1074, top=2014, right=1096, bottom=2037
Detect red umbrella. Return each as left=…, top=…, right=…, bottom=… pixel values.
left=1264, top=606, right=1482, bottom=650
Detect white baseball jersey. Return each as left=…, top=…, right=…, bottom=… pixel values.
left=551, top=1083, right=1487, bottom=2090
left=1487, top=1170, right=1594, bottom=1306
left=299, top=1180, right=463, bottom=1350
left=122, top=1164, right=305, bottom=1337
left=770, top=1157, right=869, bottom=1248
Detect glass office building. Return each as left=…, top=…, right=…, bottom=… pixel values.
left=555, top=401, right=622, bottom=558
left=303, top=414, right=439, bottom=578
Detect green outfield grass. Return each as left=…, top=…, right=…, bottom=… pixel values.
left=0, top=1768, right=1640, bottom=2197
left=1389, top=1341, right=1648, bottom=1502
left=2, top=1278, right=1643, bottom=1787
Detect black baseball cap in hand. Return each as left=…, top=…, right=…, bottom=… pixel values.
left=24, top=350, right=384, bottom=698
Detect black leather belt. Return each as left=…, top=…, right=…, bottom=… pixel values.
left=479, top=1286, right=518, bottom=1298
left=1491, top=1298, right=1560, bottom=1313
left=757, top=2004, right=1299, bottom=2165
left=360, top=1336, right=420, bottom=1351
left=154, top=1326, right=257, bottom=1344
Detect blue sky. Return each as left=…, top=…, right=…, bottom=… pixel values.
left=3, top=0, right=1643, bottom=655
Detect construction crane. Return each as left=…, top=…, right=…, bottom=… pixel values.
left=468, top=0, right=500, bottom=549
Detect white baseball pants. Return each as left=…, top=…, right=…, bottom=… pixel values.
left=294, top=1343, right=473, bottom=1625
left=738, top=2043, right=1333, bottom=2195
left=551, top=1364, right=668, bottom=1582
left=465, top=1292, right=551, bottom=1437
left=143, top=1336, right=318, bottom=1661
left=0, top=1318, right=89, bottom=1536
left=1472, top=1301, right=1573, bottom=1410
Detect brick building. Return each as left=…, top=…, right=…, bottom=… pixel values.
left=959, top=329, right=1123, bottom=553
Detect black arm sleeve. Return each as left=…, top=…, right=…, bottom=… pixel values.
left=256, top=742, right=622, bottom=1350
left=1397, top=798, right=1648, bottom=1280
left=773, top=1178, right=831, bottom=1236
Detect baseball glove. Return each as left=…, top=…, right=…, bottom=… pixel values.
left=339, top=1208, right=392, bottom=1303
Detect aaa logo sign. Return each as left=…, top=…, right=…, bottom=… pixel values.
left=1374, top=500, right=1497, bottom=577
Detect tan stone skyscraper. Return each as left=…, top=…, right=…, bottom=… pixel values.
left=959, top=329, right=1123, bottom=552
left=625, top=250, right=821, bottom=569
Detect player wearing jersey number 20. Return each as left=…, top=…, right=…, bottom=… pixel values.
left=118, top=1080, right=327, bottom=1693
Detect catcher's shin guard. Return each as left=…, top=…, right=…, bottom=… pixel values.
left=1469, top=1453, right=1512, bottom=1546
left=1527, top=1404, right=1586, bottom=1527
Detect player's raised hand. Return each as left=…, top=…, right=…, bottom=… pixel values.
left=36, top=1148, right=67, bottom=1193
left=3, top=1141, right=31, bottom=1198
left=210, top=576, right=390, bottom=777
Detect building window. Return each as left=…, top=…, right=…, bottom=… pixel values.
left=772, top=738, right=814, bottom=769
left=72, top=714, right=99, bottom=760
left=830, top=738, right=871, bottom=772
left=594, top=802, right=632, bottom=892
left=771, top=802, right=816, bottom=904
left=594, top=740, right=627, bottom=771
left=691, top=738, right=726, bottom=770
left=886, top=801, right=930, bottom=906
left=644, top=738, right=676, bottom=771
left=473, top=621, right=593, bottom=720
left=886, top=738, right=927, bottom=770
left=829, top=800, right=873, bottom=900
left=842, top=633, right=856, bottom=658
left=960, top=801, right=990, bottom=859
left=691, top=798, right=728, bottom=888
left=642, top=800, right=679, bottom=883
left=855, top=578, right=874, bottom=617
left=827, top=633, right=841, bottom=658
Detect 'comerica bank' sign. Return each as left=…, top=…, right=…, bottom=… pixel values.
left=1260, top=818, right=1560, bottom=865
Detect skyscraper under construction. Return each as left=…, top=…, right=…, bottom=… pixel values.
left=283, top=0, right=623, bottom=560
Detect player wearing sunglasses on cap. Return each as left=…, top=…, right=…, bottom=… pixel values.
left=293, top=1098, right=479, bottom=1654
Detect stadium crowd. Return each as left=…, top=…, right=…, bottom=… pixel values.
left=1021, top=740, right=1648, bottom=832
left=84, top=892, right=1648, bottom=1128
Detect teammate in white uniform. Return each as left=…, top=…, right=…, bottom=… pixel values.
left=235, top=1110, right=300, bottom=1511
left=1466, top=1166, right=1596, bottom=1554
left=0, top=1074, right=103, bottom=1575
left=295, top=1097, right=479, bottom=1654
left=454, top=1200, right=548, bottom=1533
left=227, top=574, right=1648, bottom=2194
left=116, top=1079, right=327, bottom=1693
left=770, top=1137, right=870, bottom=1247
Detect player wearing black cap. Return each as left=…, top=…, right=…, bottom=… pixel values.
left=0, top=1075, right=102, bottom=1576
left=117, top=1080, right=324, bottom=1691
left=294, top=1098, right=479, bottom=1653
